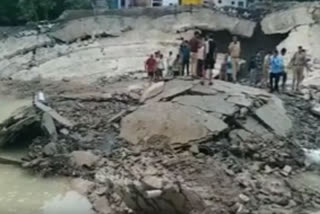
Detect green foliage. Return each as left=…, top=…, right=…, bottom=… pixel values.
left=0, top=0, right=92, bottom=25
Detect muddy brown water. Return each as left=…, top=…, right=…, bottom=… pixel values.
left=0, top=95, right=95, bottom=214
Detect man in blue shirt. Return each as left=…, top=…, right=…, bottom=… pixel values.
left=269, top=50, right=283, bottom=93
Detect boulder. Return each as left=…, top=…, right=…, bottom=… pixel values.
left=93, top=196, right=113, bottom=214
left=120, top=102, right=227, bottom=149
left=70, top=151, right=99, bottom=168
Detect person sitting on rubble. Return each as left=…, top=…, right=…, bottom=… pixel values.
left=145, top=54, right=157, bottom=83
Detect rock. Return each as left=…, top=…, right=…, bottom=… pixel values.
left=43, top=142, right=58, bottom=156
left=93, top=196, right=112, bottom=214
left=239, top=194, right=250, bottom=203
left=281, top=165, right=292, bottom=176
left=173, top=95, right=237, bottom=116
left=145, top=190, right=162, bottom=198
left=255, top=97, right=292, bottom=137
left=71, top=178, right=95, bottom=195
left=41, top=113, right=58, bottom=140
left=70, top=151, right=99, bottom=168
left=60, top=128, right=69, bottom=135
left=108, top=110, right=128, bottom=123
left=311, top=103, right=320, bottom=117
left=142, top=175, right=163, bottom=190
left=190, top=145, right=199, bottom=154
left=140, top=81, right=165, bottom=103
left=240, top=107, right=248, bottom=118
left=120, top=102, right=227, bottom=149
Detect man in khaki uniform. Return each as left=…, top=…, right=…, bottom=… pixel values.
left=290, top=46, right=310, bottom=91
left=228, top=36, right=241, bottom=82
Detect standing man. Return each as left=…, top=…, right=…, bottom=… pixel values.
left=269, top=50, right=283, bottom=93
left=180, top=41, right=190, bottom=76
left=189, top=31, right=201, bottom=77
left=204, top=35, right=217, bottom=85
left=166, top=51, right=174, bottom=77
left=228, top=36, right=241, bottom=82
left=145, top=54, right=157, bottom=83
left=279, top=48, right=287, bottom=90
left=262, top=51, right=272, bottom=88
left=290, top=46, right=310, bottom=92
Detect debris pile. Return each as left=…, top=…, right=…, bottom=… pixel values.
left=2, top=79, right=319, bottom=213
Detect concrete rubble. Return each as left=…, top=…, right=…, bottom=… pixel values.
left=1, top=78, right=319, bottom=214
left=1, top=3, right=320, bottom=214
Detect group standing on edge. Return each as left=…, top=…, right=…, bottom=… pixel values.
left=144, top=31, right=242, bottom=85
left=145, top=31, right=311, bottom=93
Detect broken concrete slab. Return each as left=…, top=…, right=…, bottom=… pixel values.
left=211, top=80, right=271, bottom=98
left=0, top=155, right=22, bottom=166
left=0, top=106, right=39, bottom=147
left=240, top=116, right=270, bottom=137
left=173, top=95, right=237, bottom=116
left=226, top=94, right=253, bottom=107
left=41, top=113, right=58, bottom=140
left=154, top=80, right=194, bottom=101
left=34, top=100, right=73, bottom=128
left=70, top=151, right=99, bottom=168
left=140, top=81, right=165, bottom=103
left=120, top=102, right=227, bottom=148
left=255, top=96, right=292, bottom=137
left=190, top=85, right=218, bottom=95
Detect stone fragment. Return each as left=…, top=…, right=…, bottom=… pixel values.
left=239, top=194, right=250, bottom=203
left=93, top=196, right=112, bottom=214
left=311, top=102, right=320, bottom=117
left=71, top=178, right=95, bottom=195
left=60, top=128, right=69, bottom=135
left=145, top=190, right=162, bottom=198
left=43, top=142, right=58, bottom=156
left=190, top=145, right=199, bottom=154
left=142, top=175, right=163, bottom=190
left=70, top=151, right=99, bottom=168
left=282, top=165, right=292, bottom=176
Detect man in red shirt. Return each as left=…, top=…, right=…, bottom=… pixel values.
left=145, top=54, right=157, bottom=83
left=189, top=31, right=201, bottom=77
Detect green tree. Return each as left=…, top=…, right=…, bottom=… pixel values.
left=18, top=0, right=56, bottom=22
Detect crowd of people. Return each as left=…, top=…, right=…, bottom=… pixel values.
left=145, top=31, right=311, bottom=93
left=145, top=31, right=241, bottom=86
left=249, top=46, right=311, bottom=92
